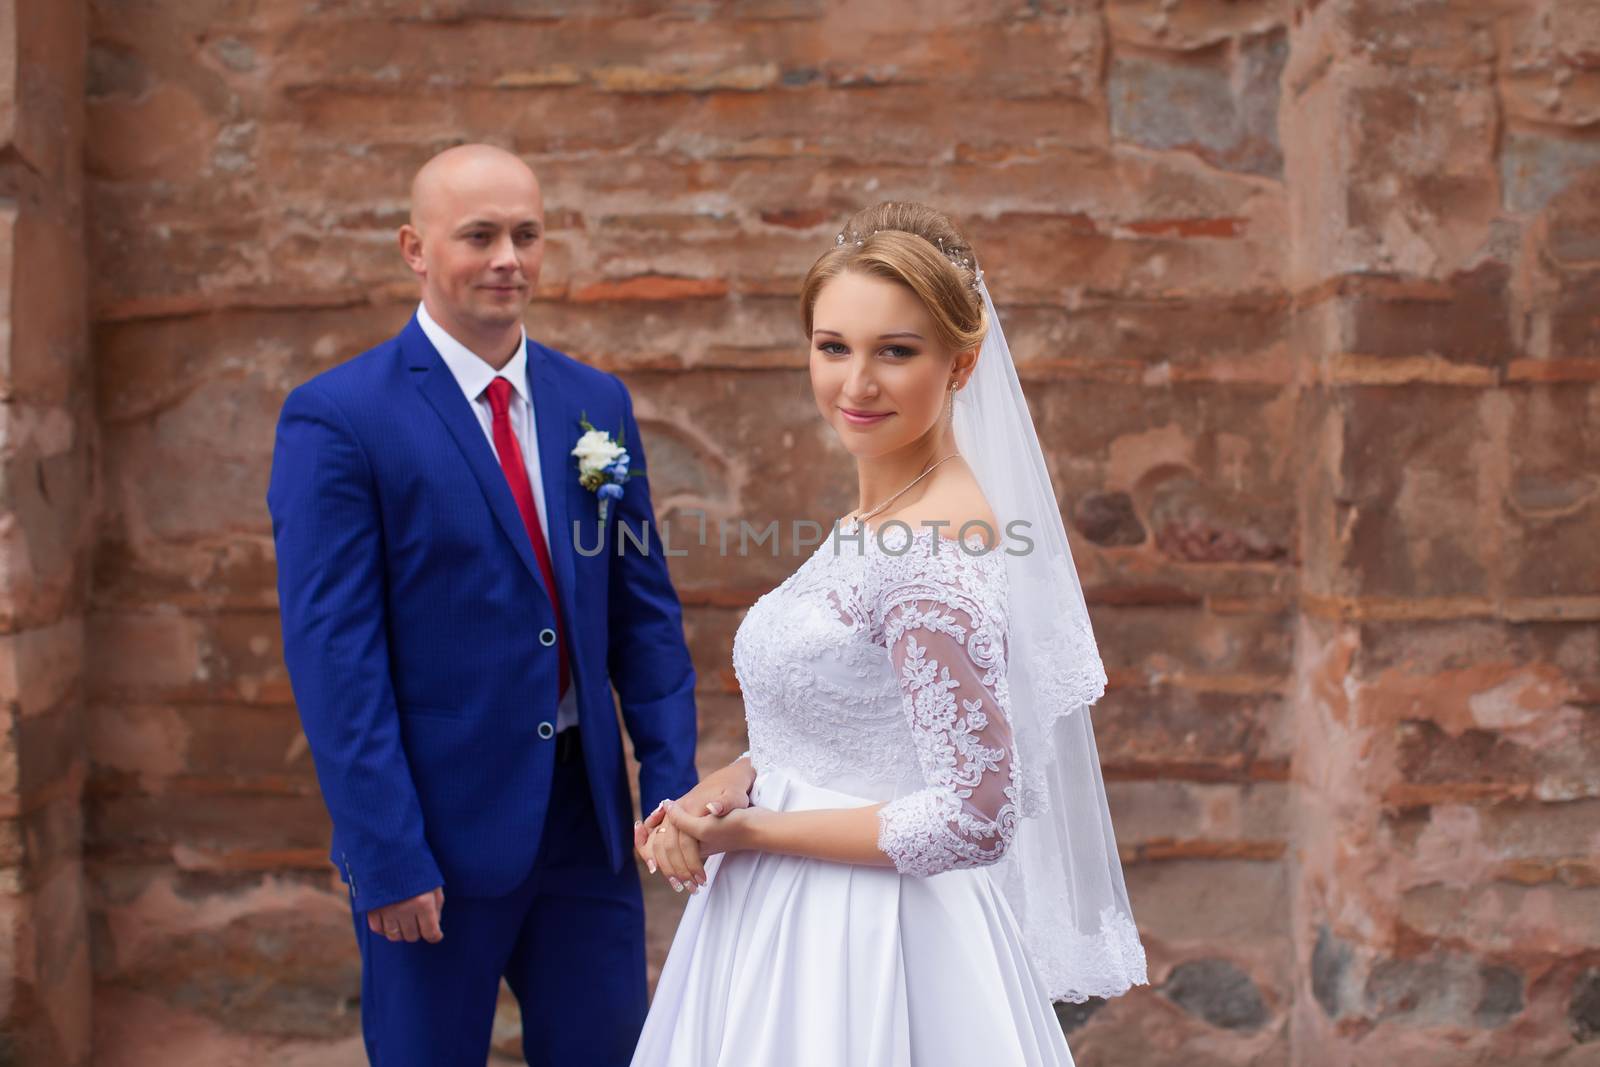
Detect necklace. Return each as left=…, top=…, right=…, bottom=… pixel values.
left=845, top=453, right=960, bottom=529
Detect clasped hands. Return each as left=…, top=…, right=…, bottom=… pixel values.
left=364, top=761, right=758, bottom=944
left=632, top=758, right=758, bottom=895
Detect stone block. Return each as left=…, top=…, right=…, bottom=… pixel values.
left=1094, top=603, right=1292, bottom=687
left=1502, top=384, right=1600, bottom=600
left=970, top=210, right=1284, bottom=304
left=1300, top=386, right=1494, bottom=600
left=0, top=618, right=84, bottom=720
left=1543, top=270, right=1600, bottom=364
left=87, top=786, right=330, bottom=873
left=2, top=0, right=87, bottom=180
left=1107, top=0, right=1286, bottom=51
left=88, top=701, right=317, bottom=789
left=1109, top=31, right=1286, bottom=178
left=1094, top=686, right=1289, bottom=780
left=93, top=871, right=359, bottom=1040
left=1105, top=779, right=1291, bottom=857
left=1502, top=130, right=1600, bottom=216
left=1125, top=857, right=1289, bottom=949
left=86, top=611, right=205, bottom=701
left=1146, top=470, right=1292, bottom=564
left=1282, top=58, right=1502, bottom=281
left=99, top=372, right=284, bottom=547
left=0, top=410, right=94, bottom=634
left=1331, top=264, right=1516, bottom=368
left=1001, top=295, right=1292, bottom=385
left=1162, top=957, right=1271, bottom=1031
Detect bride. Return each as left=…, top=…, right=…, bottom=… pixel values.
left=629, top=202, right=1147, bottom=1066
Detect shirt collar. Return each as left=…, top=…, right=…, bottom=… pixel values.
left=416, top=301, right=530, bottom=406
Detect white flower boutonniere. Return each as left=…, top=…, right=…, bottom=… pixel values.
left=571, top=412, right=640, bottom=524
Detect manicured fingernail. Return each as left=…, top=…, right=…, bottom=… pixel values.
left=707, top=803, right=722, bottom=815
left=634, top=820, right=641, bottom=828
left=670, top=879, right=683, bottom=892
left=647, top=860, right=656, bottom=874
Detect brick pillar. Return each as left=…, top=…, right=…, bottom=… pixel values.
left=0, top=0, right=93, bottom=1062
left=1283, top=1, right=1600, bottom=1063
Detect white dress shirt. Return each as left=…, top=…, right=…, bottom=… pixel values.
left=417, top=302, right=578, bottom=732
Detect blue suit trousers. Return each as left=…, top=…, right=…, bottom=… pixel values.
left=350, top=734, right=647, bottom=1067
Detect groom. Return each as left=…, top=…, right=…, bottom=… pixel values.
left=268, top=144, right=748, bottom=1066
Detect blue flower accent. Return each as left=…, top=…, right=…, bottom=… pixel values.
left=573, top=411, right=644, bottom=526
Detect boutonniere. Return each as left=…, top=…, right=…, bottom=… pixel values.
left=571, top=412, right=641, bottom=524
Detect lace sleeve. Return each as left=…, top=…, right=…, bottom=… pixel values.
left=875, top=561, right=1019, bottom=877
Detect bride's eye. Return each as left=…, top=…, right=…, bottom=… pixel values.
left=881, top=346, right=916, bottom=359
left=817, top=341, right=849, bottom=356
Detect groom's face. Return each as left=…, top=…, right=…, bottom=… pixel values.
left=404, top=157, right=545, bottom=337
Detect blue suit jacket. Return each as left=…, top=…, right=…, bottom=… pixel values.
left=267, top=315, right=699, bottom=912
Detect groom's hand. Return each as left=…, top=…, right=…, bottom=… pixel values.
left=367, top=887, right=445, bottom=944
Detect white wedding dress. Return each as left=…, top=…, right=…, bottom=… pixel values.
left=631, top=520, right=1074, bottom=1066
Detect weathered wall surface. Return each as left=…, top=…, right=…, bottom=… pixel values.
left=0, top=0, right=94, bottom=1063
left=1282, top=2, right=1600, bottom=1063
left=0, top=0, right=1581, bottom=1063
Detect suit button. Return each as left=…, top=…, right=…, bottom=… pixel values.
left=537, top=722, right=556, bottom=740
left=538, top=628, right=556, bottom=647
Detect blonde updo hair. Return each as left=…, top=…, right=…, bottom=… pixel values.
left=800, top=202, right=988, bottom=353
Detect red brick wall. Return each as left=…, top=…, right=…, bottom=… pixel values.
left=0, top=1, right=1578, bottom=1064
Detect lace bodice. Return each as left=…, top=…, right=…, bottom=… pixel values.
left=732, top=521, right=1019, bottom=877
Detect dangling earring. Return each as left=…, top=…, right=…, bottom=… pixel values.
left=947, top=379, right=958, bottom=420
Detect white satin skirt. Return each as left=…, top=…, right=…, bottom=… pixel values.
left=630, top=768, right=1075, bottom=1067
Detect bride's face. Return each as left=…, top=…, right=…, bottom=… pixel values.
left=809, top=272, right=956, bottom=459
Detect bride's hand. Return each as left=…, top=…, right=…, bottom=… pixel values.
left=634, top=756, right=756, bottom=854
left=664, top=799, right=759, bottom=858
left=639, top=808, right=706, bottom=893
left=640, top=759, right=756, bottom=839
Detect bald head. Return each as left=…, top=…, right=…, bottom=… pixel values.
left=409, top=143, right=542, bottom=234
left=399, top=144, right=546, bottom=364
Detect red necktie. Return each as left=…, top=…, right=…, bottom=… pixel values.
left=484, top=377, right=570, bottom=699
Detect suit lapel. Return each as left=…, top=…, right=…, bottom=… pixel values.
left=527, top=342, right=582, bottom=661
left=403, top=317, right=550, bottom=600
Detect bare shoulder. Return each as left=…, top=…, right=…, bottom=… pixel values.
left=884, top=460, right=1001, bottom=549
